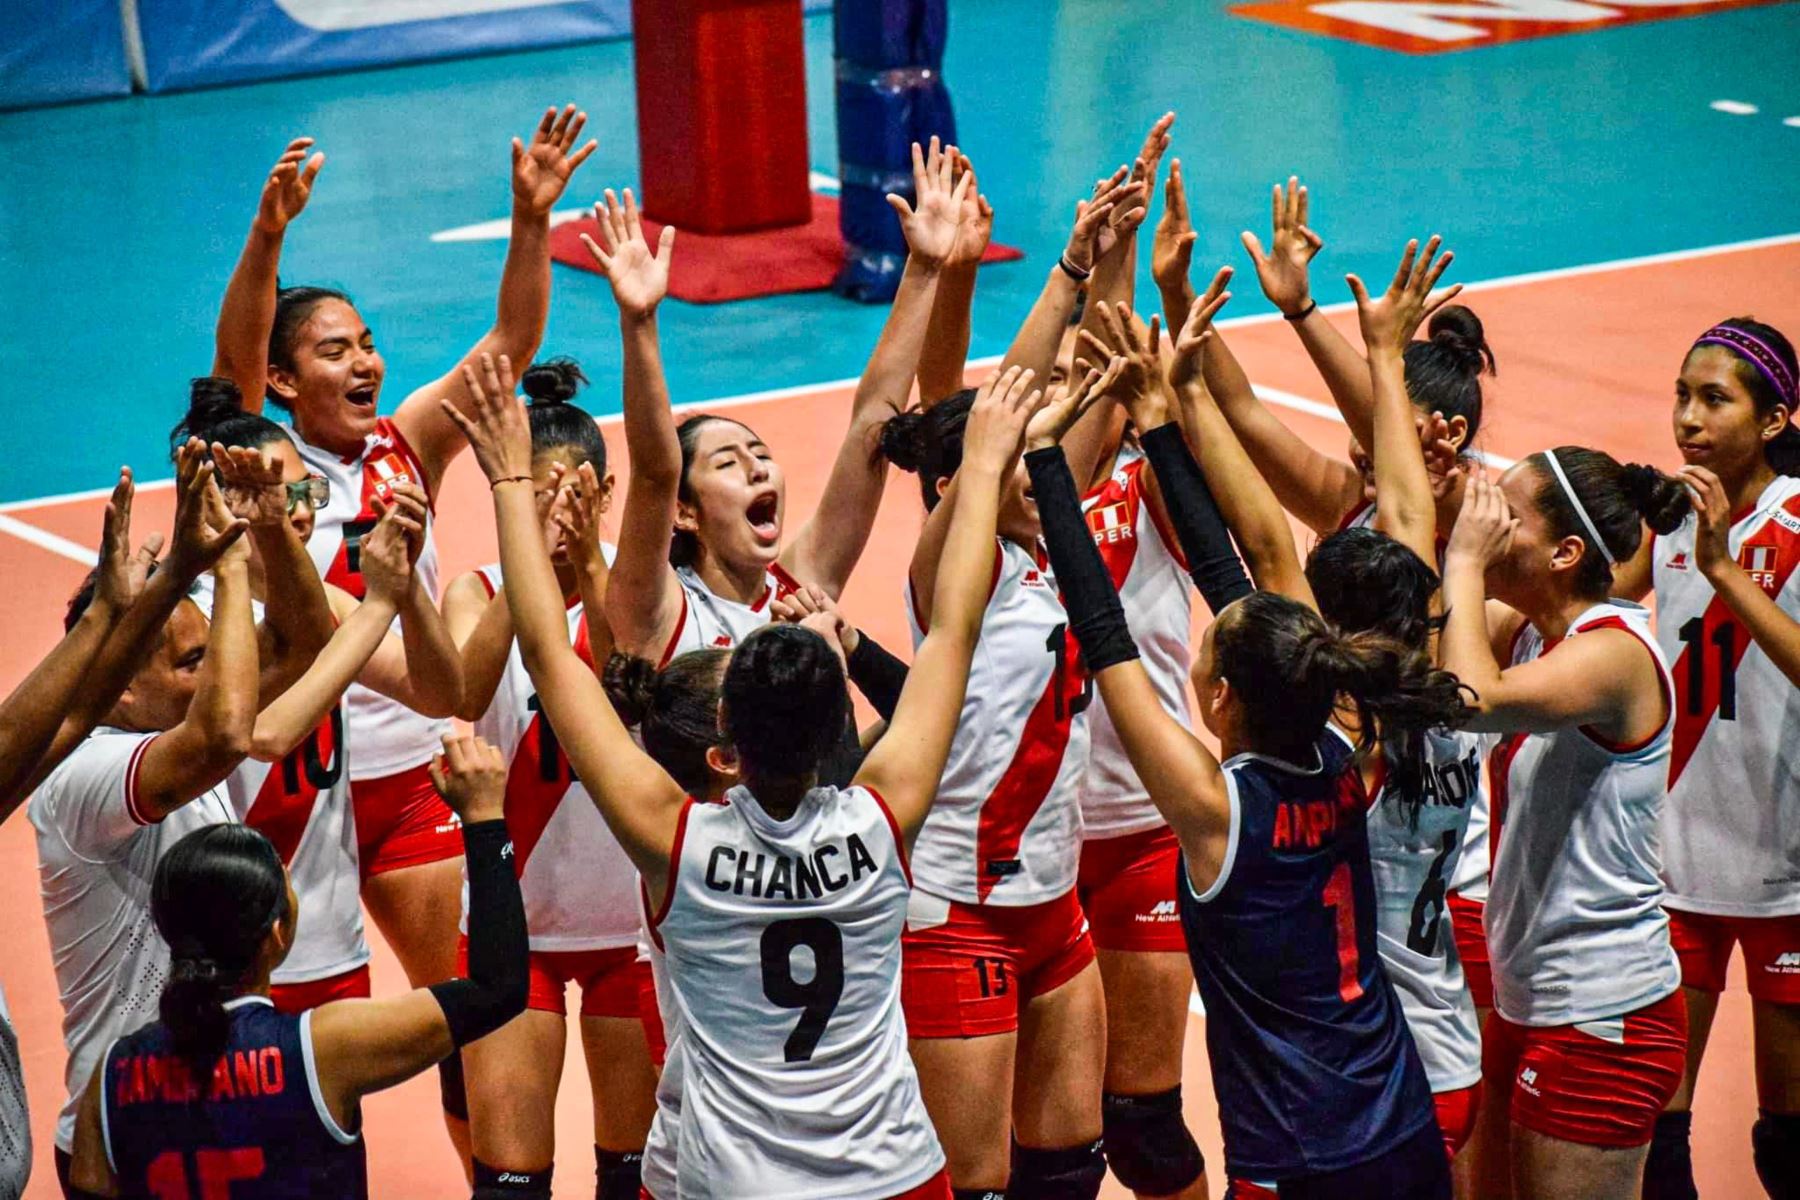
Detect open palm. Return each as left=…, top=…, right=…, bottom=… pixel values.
left=512, top=104, right=598, bottom=216
left=582, top=188, right=674, bottom=317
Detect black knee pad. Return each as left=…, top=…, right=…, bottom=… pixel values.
left=471, top=1158, right=552, bottom=1199
left=595, top=1146, right=642, bottom=1200
left=438, top=1051, right=469, bottom=1120
left=1102, top=1088, right=1204, bottom=1195
left=1754, top=1109, right=1800, bottom=1200
left=1011, top=1138, right=1106, bottom=1200
left=1642, top=1110, right=1697, bottom=1200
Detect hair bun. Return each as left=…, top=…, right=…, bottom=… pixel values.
left=521, top=357, right=588, bottom=407
left=603, top=653, right=659, bottom=726
left=186, top=376, right=245, bottom=425
left=1620, top=463, right=1692, bottom=535
left=878, top=409, right=933, bottom=475
left=1427, top=305, right=1496, bottom=376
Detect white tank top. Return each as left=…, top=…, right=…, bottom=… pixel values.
left=466, top=561, right=639, bottom=950
left=639, top=885, right=683, bottom=1200
left=905, top=539, right=1093, bottom=905
left=1487, top=601, right=1681, bottom=1026
left=281, top=417, right=451, bottom=780
left=1079, top=445, right=1193, bottom=839
left=1366, top=728, right=1484, bottom=1091
left=1653, top=475, right=1800, bottom=917
left=658, top=563, right=802, bottom=666
left=648, top=785, right=944, bottom=1199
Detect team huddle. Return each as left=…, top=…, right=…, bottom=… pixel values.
left=0, top=104, right=1794, bottom=1200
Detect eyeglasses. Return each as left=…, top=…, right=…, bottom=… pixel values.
left=284, top=476, right=329, bottom=514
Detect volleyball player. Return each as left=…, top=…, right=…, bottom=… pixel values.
left=441, top=358, right=656, bottom=1200
left=1439, top=454, right=1691, bottom=1199
left=65, top=734, right=530, bottom=1199
left=590, top=140, right=967, bottom=669
left=449, top=348, right=1057, bottom=1197
left=1025, top=286, right=1460, bottom=1198
left=1635, top=319, right=1800, bottom=1200
left=209, top=114, right=595, bottom=1147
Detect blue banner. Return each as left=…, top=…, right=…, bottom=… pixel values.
left=0, top=0, right=130, bottom=111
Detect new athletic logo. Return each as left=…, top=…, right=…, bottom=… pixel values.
left=1665, top=551, right=1690, bottom=571
left=1772, top=951, right=1800, bottom=973
left=1517, top=1066, right=1542, bottom=1097
left=1137, top=900, right=1179, bottom=923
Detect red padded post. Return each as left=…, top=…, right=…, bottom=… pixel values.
left=630, top=0, right=812, bottom=234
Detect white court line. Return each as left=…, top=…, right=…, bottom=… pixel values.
left=0, top=513, right=100, bottom=565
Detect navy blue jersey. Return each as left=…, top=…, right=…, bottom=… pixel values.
left=101, top=997, right=366, bottom=1199
left=1179, top=727, right=1436, bottom=1181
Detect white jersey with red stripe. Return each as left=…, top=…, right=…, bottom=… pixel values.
left=29, top=728, right=237, bottom=1151
left=905, top=539, right=1093, bottom=906
left=281, top=416, right=451, bottom=780
left=1079, top=445, right=1192, bottom=839
left=1366, top=728, right=1485, bottom=1092
left=1653, top=475, right=1800, bottom=917
left=467, top=560, right=638, bottom=951
left=647, top=785, right=944, bottom=1199
left=1486, top=601, right=1681, bottom=1027
left=658, top=562, right=802, bottom=667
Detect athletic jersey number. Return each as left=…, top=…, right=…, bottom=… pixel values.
left=1046, top=623, right=1094, bottom=722
left=339, top=517, right=377, bottom=580
left=1405, top=830, right=1457, bottom=956
left=1322, top=861, right=1363, bottom=1003
left=759, top=917, right=845, bottom=1063
left=524, top=694, right=578, bottom=783
left=1678, top=615, right=1738, bottom=721
left=146, top=1147, right=266, bottom=1199
left=278, top=708, right=344, bottom=796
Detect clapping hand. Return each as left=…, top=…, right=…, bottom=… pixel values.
left=441, top=354, right=533, bottom=484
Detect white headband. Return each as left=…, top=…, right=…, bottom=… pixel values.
left=1542, top=449, right=1615, bottom=565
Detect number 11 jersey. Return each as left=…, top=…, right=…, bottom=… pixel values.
left=648, top=785, right=943, bottom=1199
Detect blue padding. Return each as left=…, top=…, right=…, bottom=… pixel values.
left=0, top=0, right=130, bottom=111
left=833, top=0, right=946, bottom=69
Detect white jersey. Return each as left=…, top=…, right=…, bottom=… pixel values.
left=658, top=563, right=802, bottom=666
left=30, top=728, right=237, bottom=1150
left=647, top=785, right=943, bottom=1199
left=1366, top=728, right=1485, bottom=1092
left=0, top=984, right=27, bottom=1198
left=468, top=561, right=638, bottom=950
left=1487, top=601, right=1681, bottom=1027
left=282, top=416, right=450, bottom=780
left=639, top=888, right=685, bottom=1200
left=905, top=539, right=1092, bottom=905
left=1653, top=475, right=1800, bottom=917
left=1079, top=446, right=1193, bottom=839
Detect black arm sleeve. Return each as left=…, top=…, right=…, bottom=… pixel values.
left=1137, top=422, right=1254, bottom=613
left=428, top=820, right=528, bottom=1048
left=1024, top=447, right=1140, bottom=673
left=846, top=629, right=909, bottom=722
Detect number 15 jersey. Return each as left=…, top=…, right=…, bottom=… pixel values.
left=648, top=785, right=944, bottom=1199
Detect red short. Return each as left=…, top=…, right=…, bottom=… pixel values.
left=352, top=762, right=464, bottom=877
left=270, top=964, right=370, bottom=1014
left=1481, top=990, right=1686, bottom=1148
left=640, top=1168, right=949, bottom=1200
left=1447, top=890, right=1492, bottom=1010
left=1434, top=1083, right=1480, bottom=1159
left=1077, top=825, right=1187, bottom=954
left=457, top=938, right=646, bottom=1019
left=638, top=967, right=667, bottom=1067
left=1667, top=907, right=1800, bottom=1003
left=901, top=888, right=1096, bottom=1038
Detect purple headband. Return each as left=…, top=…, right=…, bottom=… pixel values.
left=1695, top=325, right=1797, bottom=407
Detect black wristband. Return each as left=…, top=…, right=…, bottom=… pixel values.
left=428, top=819, right=527, bottom=1048
left=846, top=630, right=910, bottom=723
left=1137, top=423, right=1254, bottom=613
left=1282, top=299, right=1317, bottom=322
left=1023, top=447, right=1140, bottom=673
left=1057, top=254, right=1093, bottom=283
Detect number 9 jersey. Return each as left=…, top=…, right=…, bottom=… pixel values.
left=646, top=784, right=944, bottom=1199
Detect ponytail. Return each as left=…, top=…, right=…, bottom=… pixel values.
left=603, top=649, right=730, bottom=795
left=1528, top=448, right=1690, bottom=598
left=879, top=389, right=974, bottom=510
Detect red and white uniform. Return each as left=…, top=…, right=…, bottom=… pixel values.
left=639, top=890, right=684, bottom=1200
left=1486, top=601, right=1681, bottom=1027
left=30, top=728, right=237, bottom=1150
left=903, top=540, right=1092, bottom=906
left=282, top=417, right=450, bottom=781
left=659, top=563, right=802, bottom=667
left=647, top=785, right=944, bottom=1198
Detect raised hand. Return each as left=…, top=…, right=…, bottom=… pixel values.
left=1078, top=302, right=1168, bottom=430
left=428, top=734, right=508, bottom=824
left=1151, top=158, right=1198, bottom=295
left=166, top=440, right=249, bottom=579
left=963, top=365, right=1045, bottom=475
left=1025, top=358, right=1125, bottom=452
left=581, top=188, right=675, bottom=319
left=888, top=137, right=972, bottom=268
left=1419, top=411, right=1465, bottom=499
left=440, top=353, right=534, bottom=484
left=1094, top=164, right=1151, bottom=261
left=1132, top=112, right=1176, bottom=198
left=1445, top=474, right=1517, bottom=569
left=1064, top=169, right=1143, bottom=277
left=1680, top=465, right=1733, bottom=577
left=253, top=137, right=325, bottom=235
left=1241, top=176, right=1322, bottom=318
left=93, top=469, right=164, bottom=612
left=771, top=583, right=860, bottom=659
left=358, top=500, right=419, bottom=606
left=1169, top=266, right=1234, bottom=389
left=512, top=104, right=598, bottom=216
left=211, top=443, right=288, bottom=527
left=1346, top=236, right=1460, bottom=356
left=943, top=152, right=995, bottom=268
left=551, top=461, right=612, bottom=567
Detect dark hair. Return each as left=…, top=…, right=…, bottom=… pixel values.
left=267, top=286, right=355, bottom=410
left=720, top=624, right=849, bottom=783
left=1527, top=447, right=1690, bottom=598
left=669, top=414, right=758, bottom=567
left=522, top=357, right=608, bottom=474
left=879, top=389, right=975, bottom=510
left=152, top=825, right=290, bottom=1073
left=1215, top=591, right=1469, bottom=769
left=604, top=650, right=730, bottom=795
left=1402, top=305, right=1493, bottom=450
left=1687, top=317, right=1800, bottom=475
left=169, top=377, right=290, bottom=461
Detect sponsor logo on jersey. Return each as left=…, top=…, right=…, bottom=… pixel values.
left=1138, top=899, right=1179, bottom=922
left=1773, top=507, right=1800, bottom=535
left=1517, top=1066, right=1541, bottom=1097
left=1021, top=568, right=1049, bottom=589
left=1664, top=551, right=1690, bottom=571
left=1772, top=951, right=1800, bottom=972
